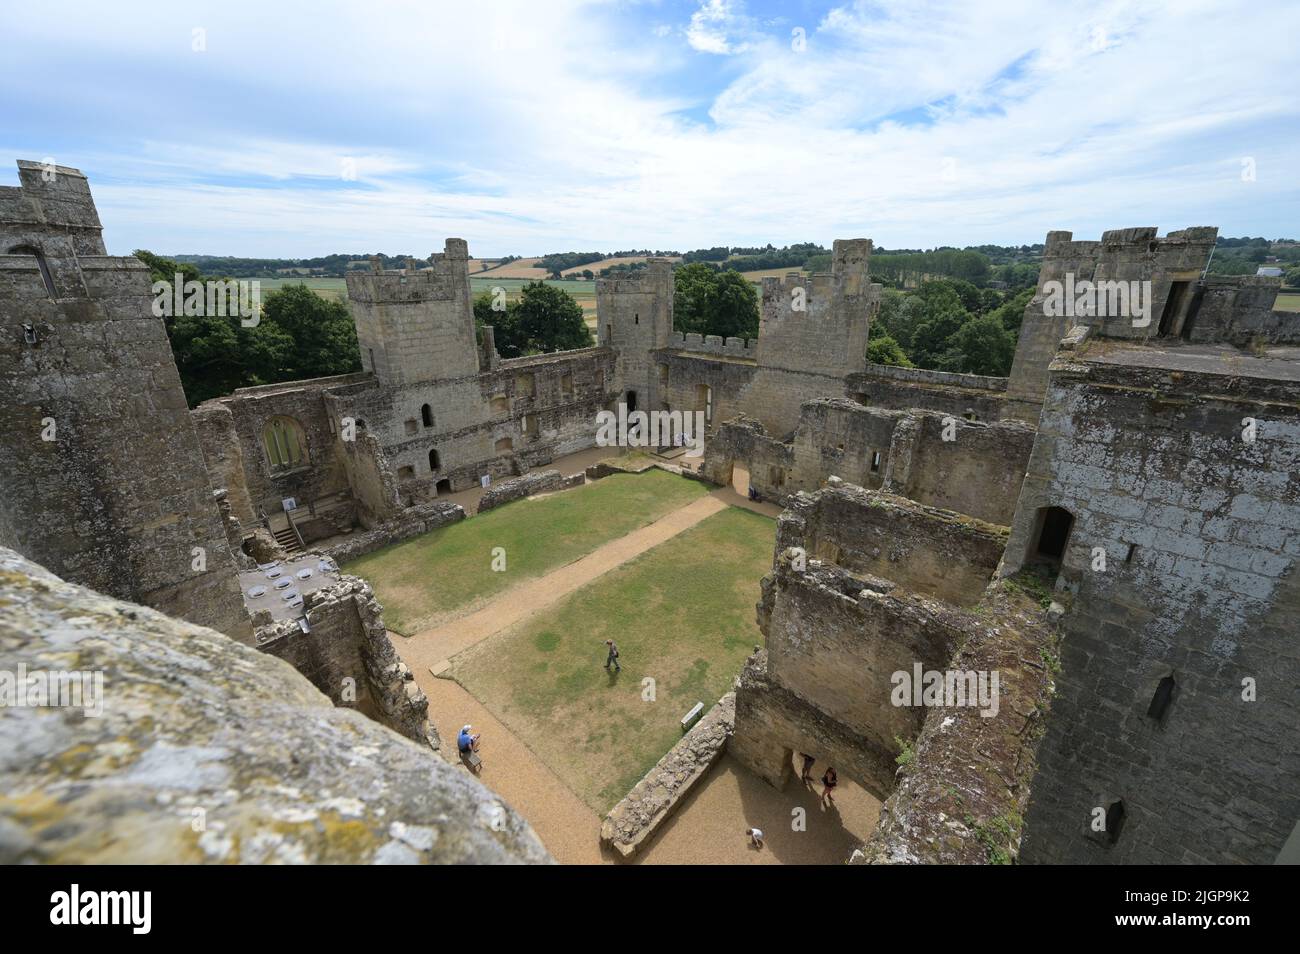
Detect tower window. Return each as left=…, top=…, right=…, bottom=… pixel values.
left=870, top=450, right=881, bottom=473
left=263, top=416, right=308, bottom=472
left=429, top=449, right=441, bottom=471
left=1147, top=675, right=1176, bottom=725
left=9, top=245, right=55, bottom=298
left=1103, top=801, right=1126, bottom=846
left=422, top=404, right=434, bottom=428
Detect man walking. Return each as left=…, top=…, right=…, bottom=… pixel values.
left=604, top=639, right=621, bottom=673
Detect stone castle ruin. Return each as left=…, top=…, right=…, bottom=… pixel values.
left=2, top=160, right=1296, bottom=864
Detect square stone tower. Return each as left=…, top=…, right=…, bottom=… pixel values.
left=346, top=238, right=480, bottom=386
left=0, top=161, right=251, bottom=641
left=596, top=257, right=674, bottom=411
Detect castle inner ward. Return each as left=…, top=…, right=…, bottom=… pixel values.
left=2, top=159, right=1297, bottom=865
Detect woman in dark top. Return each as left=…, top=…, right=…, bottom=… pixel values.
left=821, top=766, right=838, bottom=807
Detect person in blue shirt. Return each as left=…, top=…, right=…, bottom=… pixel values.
left=458, top=724, right=480, bottom=754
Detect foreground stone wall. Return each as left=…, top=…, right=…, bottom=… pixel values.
left=1007, top=347, right=1300, bottom=863
left=0, top=547, right=550, bottom=864
left=862, top=581, right=1058, bottom=864
left=257, top=576, right=439, bottom=750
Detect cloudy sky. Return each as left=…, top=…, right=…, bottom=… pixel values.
left=1, top=0, right=1295, bottom=257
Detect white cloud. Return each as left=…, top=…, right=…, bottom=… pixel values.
left=0, top=0, right=1295, bottom=256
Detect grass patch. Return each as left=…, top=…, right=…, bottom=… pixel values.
left=1274, top=292, right=1300, bottom=313
left=343, top=470, right=708, bottom=634
left=451, top=506, right=775, bottom=813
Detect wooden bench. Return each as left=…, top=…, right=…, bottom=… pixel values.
left=463, top=750, right=482, bottom=773
left=680, top=701, right=705, bottom=732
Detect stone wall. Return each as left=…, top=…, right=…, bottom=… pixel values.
left=257, top=576, right=439, bottom=750
left=779, top=485, right=1007, bottom=607
left=324, top=499, right=465, bottom=565
left=1005, top=345, right=1300, bottom=863
left=0, top=546, right=550, bottom=864
left=845, top=365, right=1007, bottom=421
left=1190, top=275, right=1294, bottom=345
left=0, top=161, right=250, bottom=642
left=862, top=582, right=1058, bottom=864
left=477, top=469, right=583, bottom=513
left=600, top=692, right=734, bottom=858
left=882, top=413, right=1035, bottom=526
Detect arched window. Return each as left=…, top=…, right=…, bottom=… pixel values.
left=421, top=404, right=433, bottom=428
left=263, top=416, right=308, bottom=472
left=429, top=448, right=441, bottom=470
left=9, top=244, right=55, bottom=298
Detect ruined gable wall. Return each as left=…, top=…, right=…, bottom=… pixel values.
left=204, top=381, right=353, bottom=518
left=883, top=413, right=1035, bottom=526
left=1008, top=357, right=1300, bottom=864
left=781, top=486, right=1007, bottom=606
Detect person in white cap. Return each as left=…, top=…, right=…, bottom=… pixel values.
left=457, top=724, right=480, bottom=754
left=746, top=827, right=765, bottom=849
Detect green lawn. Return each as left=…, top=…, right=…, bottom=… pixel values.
left=1275, top=292, right=1300, bottom=313
left=343, top=470, right=708, bottom=634
left=451, top=506, right=776, bottom=813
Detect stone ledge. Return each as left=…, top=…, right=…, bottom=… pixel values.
left=600, top=692, right=735, bottom=859
left=0, top=546, right=551, bottom=865
left=477, top=469, right=579, bottom=513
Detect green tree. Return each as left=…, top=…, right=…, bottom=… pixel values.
left=473, top=291, right=525, bottom=358
left=672, top=264, right=759, bottom=339
left=259, top=283, right=362, bottom=381
left=940, top=314, right=1015, bottom=376
left=866, top=334, right=912, bottom=367
left=989, top=287, right=1034, bottom=335
left=515, top=281, right=591, bottom=354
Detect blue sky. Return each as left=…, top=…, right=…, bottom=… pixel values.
left=1, top=0, right=1295, bottom=257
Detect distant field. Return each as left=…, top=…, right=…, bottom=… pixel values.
left=254, top=274, right=598, bottom=321
left=732, top=266, right=809, bottom=283
left=559, top=254, right=682, bottom=277
left=257, top=276, right=348, bottom=301
left=474, top=256, right=548, bottom=279
left=1275, top=292, right=1300, bottom=313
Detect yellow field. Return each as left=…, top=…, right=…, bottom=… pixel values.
left=560, top=255, right=682, bottom=277
left=474, top=257, right=549, bottom=279
left=1274, top=292, right=1300, bottom=313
